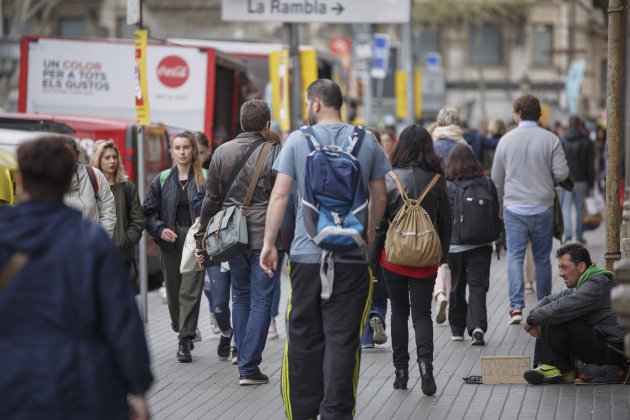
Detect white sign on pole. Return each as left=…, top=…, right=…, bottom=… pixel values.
left=425, top=52, right=442, bottom=73
left=127, top=0, right=141, bottom=26
left=221, top=0, right=411, bottom=23
left=371, top=33, right=390, bottom=80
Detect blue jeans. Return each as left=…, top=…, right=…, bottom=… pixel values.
left=360, top=296, right=388, bottom=346
left=561, top=181, right=589, bottom=241
left=228, top=249, right=284, bottom=375
left=504, top=207, right=554, bottom=311
left=203, top=265, right=232, bottom=333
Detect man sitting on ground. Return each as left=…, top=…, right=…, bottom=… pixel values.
left=522, top=243, right=626, bottom=384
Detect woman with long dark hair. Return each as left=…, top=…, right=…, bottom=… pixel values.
left=380, top=124, right=451, bottom=396
left=445, top=145, right=500, bottom=345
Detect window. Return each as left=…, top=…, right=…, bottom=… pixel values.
left=532, top=24, right=553, bottom=66
left=58, top=17, right=85, bottom=37
left=468, top=24, right=502, bottom=66
left=417, top=26, right=440, bottom=63
left=116, top=17, right=135, bottom=39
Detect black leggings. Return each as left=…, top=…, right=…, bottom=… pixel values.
left=383, top=268, right=436, bottom=370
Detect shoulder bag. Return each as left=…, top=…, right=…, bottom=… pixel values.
left=205, top=142, right=272, bottom=262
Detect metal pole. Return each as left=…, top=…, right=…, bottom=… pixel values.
left=288, top=23, right=302, bottom=130
left=402, top=22, right=414, bottom=125
left=605, top=0, right=624, bottom=271
left=136, top=0, right=148, bottom=323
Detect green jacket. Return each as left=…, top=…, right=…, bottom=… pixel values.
left=111, top=181, right=146, bottom=262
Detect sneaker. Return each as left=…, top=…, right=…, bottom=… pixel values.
left=370, top=316, right=387, bottom=345
left=435, top=293, right=448, bottom=324
left=268, top=318, right=279, bottom=340
left=239, top=371, right=269, bottom=385
left=451, top=334, right=464, bottom=341
left=471, top=328, right=485, bottom=346
left=508, top=310, right=523, bottom=325
left=524, top=283, right=535, bottom=294
left=159, top=286, right=168, bottom=304
left=217, top=330, right=232, bottom=360
left=361, top=343, right=375, bottom=349
left=231, top=347, right=238, bottom=365
left=210, top=313, right=221, bottom=335
left=193, top=327, right=202, bottom=343
left=176, top=338, right=192, bottom=363
left=523, top=364, right=575, bottom=385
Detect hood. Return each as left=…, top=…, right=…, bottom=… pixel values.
left=0, top=201, right=82, bottom=256
left=576, top=263, right=614, bottom=289
left=562, top=127, right=585, bottom=143
left=432, top=125, right=467, bottom=145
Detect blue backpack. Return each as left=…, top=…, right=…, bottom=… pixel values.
left=301, top=125, right=368, bottom=252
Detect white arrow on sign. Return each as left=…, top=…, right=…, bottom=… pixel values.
left=221, top=0, right=410, bottom=24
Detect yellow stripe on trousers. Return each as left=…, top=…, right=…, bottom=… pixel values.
left=281, top=262, right=293, bottom=420
left=352, top=265, right=374, bottom=417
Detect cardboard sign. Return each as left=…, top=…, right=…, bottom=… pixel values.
left=481, top=356, right=530, bottom=384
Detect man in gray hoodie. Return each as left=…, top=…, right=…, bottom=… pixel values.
left=491, top=95, right=569, bottom=324
left=522, top=244, right=626, bottom=384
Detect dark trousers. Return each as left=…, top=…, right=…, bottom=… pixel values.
left=534, top=318, right=627, bottom=372
left=448, top=246, right=492, bottom=336
left=282, top=261, right=371, bottom=420
left=382, top=268, right=436, bottom=369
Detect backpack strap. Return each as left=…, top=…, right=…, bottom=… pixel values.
left=159, top=169, right=171, bottom=190
left=224, top=139, right=265, bottom=200
left=388, top=170, right=410, bottom=202
left=347, top=125, right=366, bottom=156
left=242, top=142, right=273, bottom=215
left=85, top=165, right=99, bottom=201
left=0, top=252, right=29, bottom=296
left=123, top=181, right=132, bottom=219
left=418, top=173, right=442, bottom=204
left=301, top=126, right=320, bottom=152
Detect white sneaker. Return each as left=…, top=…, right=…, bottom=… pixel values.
left=369, top=316, right=387, bottom=345
left=471, top=328, right=485, bottom=346
left=268, top=318, right=279, bottom=340
left=159, top=286, right=167, bottom=304
left=451, top=334, right=464, bottom=341
left=210, top=313, right=220, bottom=335
left=435, top=293, right=447, bottom=324
left=193, top=327, right=202, bottom=342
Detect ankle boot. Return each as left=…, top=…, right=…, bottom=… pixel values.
left=393, top=368, right=408, bottom=390
left=419, top=361, right=437, bottom=396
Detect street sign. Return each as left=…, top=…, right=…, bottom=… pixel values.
left=329, top=37, right=351, bottom=56
left=134, top=29, right=151, bottom=126
left=221, top=0, right=411, bottom=23
left=425, top=52, right=442, bottom=73
left=371, top=33, right=390, bottom=79
left=127, top=0, right=141, bottom=26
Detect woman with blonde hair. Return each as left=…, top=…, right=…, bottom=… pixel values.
left=144, top=131, right=206, bottom=363
left=91, top=141, right=145, bottom=276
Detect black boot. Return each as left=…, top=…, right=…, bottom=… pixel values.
left=393, top=368, right=408, bottom=390
left=419, top=361, right=436, bottom=396
left=177, top=338, right=192, bottom=363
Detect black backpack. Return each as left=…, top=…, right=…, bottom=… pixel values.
left=452, top=177, right=501, bottom=245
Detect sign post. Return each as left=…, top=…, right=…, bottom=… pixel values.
left=134, top=25, right=149, bottom=323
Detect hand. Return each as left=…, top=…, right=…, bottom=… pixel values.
left=160, top=228, right=177, bottom=243
left=259, top=245, right=278, bottom=278
left=128, top=394, right=150, bottom=420
left=523, top=322, right=541, bottom=339
left=195, top=249, right=206, bottom=266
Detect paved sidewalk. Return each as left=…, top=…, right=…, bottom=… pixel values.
left=144, top=226, right=629, bottom=419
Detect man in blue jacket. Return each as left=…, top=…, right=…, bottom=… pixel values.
left=522, top=244, right=626, bottom=384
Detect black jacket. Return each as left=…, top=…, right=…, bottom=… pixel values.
left=384, top=165, right=452, bottom=264
left=561, top=127, right=594, bottom=186
left=143, top=166, right=201, bottom=249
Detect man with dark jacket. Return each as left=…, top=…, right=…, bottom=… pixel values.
left=522, top=244, right=626, bottom=384
left=197, top=99, right=282, bottom=385
left=560, top=116, right=595, bottom=243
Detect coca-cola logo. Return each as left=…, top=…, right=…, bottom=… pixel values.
left=156, top=55, right=189, bottom=88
